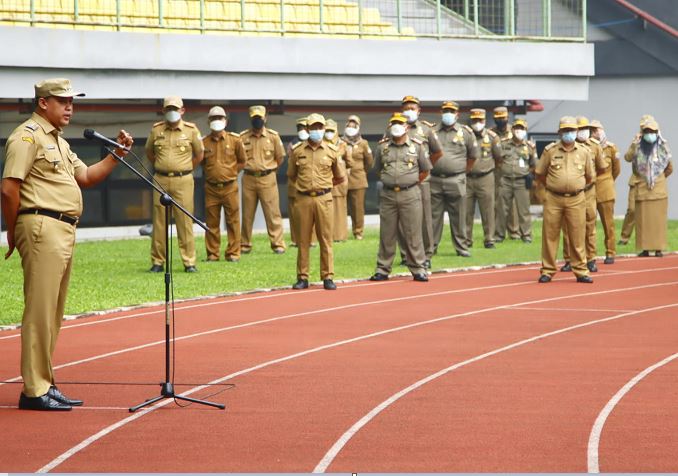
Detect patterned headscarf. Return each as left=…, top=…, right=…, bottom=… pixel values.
left=634, top=136, right=672, bottom=189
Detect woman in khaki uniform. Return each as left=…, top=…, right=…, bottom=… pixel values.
left=342, top=115, right=373, bottom=240
left=624, top=117, right=673, bottom=256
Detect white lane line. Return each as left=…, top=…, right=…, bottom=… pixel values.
left=512, top=307, right=637, bottom=313
left=0, top=264, right=541, bottom=341
left=38, top=280, right=678, bottom=473
left=587, top=351, right=678, bottom=473
left=313, top=300, right=678, bottom=473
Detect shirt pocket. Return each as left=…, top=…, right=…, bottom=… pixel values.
left=153, top=136, right=167, bottom=152
left=36, top=149, right=65, bottom=176
left=549, top=157, right=564, bottom=172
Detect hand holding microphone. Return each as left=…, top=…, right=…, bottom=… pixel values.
left=84, top=128, right=134, bottom=157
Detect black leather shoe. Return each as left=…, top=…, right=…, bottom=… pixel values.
left=655, top=251, right=663, bottom=258
left=522, top=237, right=532, bottom=244
left=19, top=393, right=71, bottom=411
left=292, top=279, right=309, bottom=290
left=149, top=264, right=163, bottom=273
left=560, top=262, right=572, bottom=272
left=484, top=242, right=495, bottom=249
left=603, top=256, right=614, bottom=265
left=225, top=256, right=240, bottom=263
left=273, top=248, right=285, bottom=254
left=456, top=250, right=471, bottom=258
left=538, top=274, right=552, bottom=283
left=494, top=237, right=505, bottom=243
left=576, top=275, right=593, bottom=283
left=370, top=273, right=389, bottom=281
left=399, top=259, right=408, bottom=266
left=618, top=239, right=628, bottom=245
left=424, top=259, right=431, bottom=269
left=184, top=265, right=198, bottom=273
left=323, top=279, right=337, bottom=290
left=241, top=247, right=252, bottom=254
left=413, top=273, right=429, bottom=282
left=638, top=250, right=650, bottom=257
left=587, top=260, right=598, bottom=273
left=48, top=386, right=83, bottom=406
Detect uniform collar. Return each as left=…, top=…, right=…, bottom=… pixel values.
left=558, top=140, right=579, bottom=151
left=390, top=136, right=412, bottom=147
left=31, top=112, right=59, bottom=136
left=164, top=119, right=185, bottom=131
left=305, top=140, right=327, bottom=150
left=251, top=127, right=269, bottom=137
left=209, top=130, right=226, bottom=141
left=440, top=122, right=460, bottom=132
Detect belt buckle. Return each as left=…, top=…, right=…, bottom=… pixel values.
left=310, top=191, right=317, bottom=197
left=168, top=172, right=176, bottom=177
left=564, top=193, right=572, bottom=197
left=394, top=186, right=401, bottom=192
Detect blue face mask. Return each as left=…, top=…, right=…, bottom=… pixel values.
left=441, top=112, right=457, bottom=126
left=561, top=131, right=577, bottom=144
left=309, top=129, right=325, bottom=142
left=643, top=133, right=658, bottom=144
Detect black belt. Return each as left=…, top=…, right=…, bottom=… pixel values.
left=584, top=183, right=594, bottom=191
left=546, top=187, right=584, bottom=198
left=506, top=175, right=528, bottom=180
left=431, top=171, right=465, bottom=178
left=383, top=183, right=418, bottom=192
left=298, top=188, right=331, bottom=197
left=467, top=169, right=494, bottom=179
left=18, top=208, right=79, bottom=226
left=156, top=170, right=192, bottom=177
left=244, top=169, right=275, bottom=177
left=207, top=179, right=236, bottom=188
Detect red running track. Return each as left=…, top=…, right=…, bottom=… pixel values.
left=1, top=256, right=677, bottom=472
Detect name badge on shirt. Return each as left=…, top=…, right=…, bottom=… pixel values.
left=519, top=159, right=526, bottom=168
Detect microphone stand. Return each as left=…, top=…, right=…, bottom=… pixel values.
left=102, top=146, right=225, bottom=412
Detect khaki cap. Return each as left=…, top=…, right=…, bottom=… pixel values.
left=208, top=106, right=226, bottom=118
left=640, top=114, right=657, bottom=128
left=642, top=119, right=659, bottom=131
left=296, top=116, right=308, bottom=127
left=559, top=116, right=578, bottom=130
left=249, top=105, right=266, bottom=117
left=34, top=78, right=85, bottom=98
left=576, top=116, right=590, bottom=128
left=307, top=113, right=326, bottom=126
left=401, top=95, right=420, bottom=105
left=389, top=112, right=408, bottom=124
left=346, top=114, right=361, bottom=125
left=493, top=106, right=508, bottom=118
left=513, top=118, right=528, bottom=129
left=163, top=96, right=183, bottom=109
left=441, top=101, right=459, bottom=111
left=470, top=108, right=486, bottom=120
left=590, top=119, right=603, bottom=129
left=325, top=119, right=338, bottom=131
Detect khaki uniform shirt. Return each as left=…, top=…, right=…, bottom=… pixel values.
left=624, top=141, right=674, bottom=201
left=536, top=141, right=594, bottom=194
left=470, top=129, right=502, bottom=174
left=202, top=131, right=246, bottom=183
left=408, top=120, right=443, bottom=157
left=596, top=140, right=621, bottom=202
left=491, top=126, right=513, bottom=141
left=329, top=137, right=351, bottom=197
left=579, top=138, right=606, bottom=182
left=3, top=113, right=86, bottom=216
left=434, top=123, right=478, bottom=175
left=342, top=135, right=373, bottom=190
left=145, top=120, right=203, bottom=173
left=375, top=136, right=431, bottom=188
left=239, top=127, right=285, bottom=172
left=499, top=137, right=537, bottom=178
left=288, top=140, right=344, bottom=193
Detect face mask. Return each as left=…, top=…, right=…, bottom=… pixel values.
left=309, top=129, right=325, bottom=142
left=643, top=132, right=658, bottom=144
left=324, top=131, right=336, bottom=141
left=251, top=117, right=265, bottom=129
left=561, top=131, right=577, bottom=144
left=441, top=112, right=457, bottom=126
left=298, top=130, right=310, bottom=141
left=390, top=124, right=407, bottom=138
left=577, top=129, right=590, bottom=141
left=165, top=110, right=181, bottom=123
left=472, top=122, right=485, bottom=132
left=513, top=129, right=527, bottom=141
left=597, top=130, right=607, bottom=143
left=494, top=119, right=508, bottom=129
left=403, top=110, right=418, bottom=123
left=345, top=127, right=359, bottom=137
left=209, top=120, right=226, bottom=132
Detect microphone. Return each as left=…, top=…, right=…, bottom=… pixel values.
left=83, top=129, right=129, bottom=151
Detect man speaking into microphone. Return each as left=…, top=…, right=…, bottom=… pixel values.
left=1, top=78, right=133, bottom=411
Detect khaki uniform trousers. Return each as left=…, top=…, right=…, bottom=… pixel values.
left=620, top=185, right=636, bottom=241
left=15, top=214, right=76, bottom=397
left=378, top=187, right=426, bottom=276
left=563, top=186, right=596, bottom=262
left=596, top=199, right=616, bottom=257
left=205, top=181, right=240, bottom=260
left=398, top=181, right=433, bottom=261
left=296, top=193, right=334, bottom=280
left=430, top=174, right=468, bottom=254
left=289, top=195, right=319, bottom=246
left=496, top=176, right=532, bottom=241
left=541, top=191, right=588, bottom=278
left=332, top=193, right=348, bottom=241
left=465, top=172, right=495, bottom=246
left=241, top=173, right=285, bottom=251
left=152, top=174, right=196, bottom=267
left=495, top=169, right=520, bottom=238
left=347, top=188, right=367, bottom=238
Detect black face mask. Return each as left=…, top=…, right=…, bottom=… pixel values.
left=494, top=119, right=508, bottom=129
left=251, top=117, right=265, bottom=129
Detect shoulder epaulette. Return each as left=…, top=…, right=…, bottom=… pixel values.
left=266, top=128, right=280, bottom=136
left=487, top=129, right=498, bottom=138
left=462, top=125, right=474, bottom=133
left=239, top=129, right=251, bottom=136
left=379, top=137, right=390, bottom=144
left=411, top=137, right=423, bottom=145
left=228, top=131, right=240, bottom=138
left=421, top=120, right=435, bottom=128
left=327, top=142, right=339, bottom=152
left=153, top=121, right=165, bottom=127
left=183, top=121, right=197, bottom=129
left=24, top=122, right=38, bottom=132
left=606, top=141, right=616, bottom=148
left=292, top=141, right=305, bottom=150
left=500, top=136, right=512, bottom=142
left=544, top=142, right=557, bottom=151
left=590, top=137, right=600, bottom=144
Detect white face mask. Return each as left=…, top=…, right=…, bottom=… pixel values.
left=209, top=120, right=226, bottom=132
left=441, top=112, right=457, bottom=126
left=308, top=129, right=325, bottom=143
left=577, top=129, right=590, bottom=141
left=324, top=131, right=336, bottom=141
left=165, top=110, right=181, bottom=123
left=513, top=129, right=527, bottom=141
left=403, top=109, right=419, bottom=123
left=471, top=122, right=485, bottom=132
left=390, top=124, right=407, bottom=138
left=345, top=127, right=359, bottom=137
left=298, top=130, right=310, bottom=141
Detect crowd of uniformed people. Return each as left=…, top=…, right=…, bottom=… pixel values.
left=1, top=79, right=673, bottom=410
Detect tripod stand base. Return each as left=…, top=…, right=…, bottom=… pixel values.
left=129, top=382, right=225, bottom=412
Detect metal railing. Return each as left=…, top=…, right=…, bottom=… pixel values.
left=0, top=0, right=586, bottom=41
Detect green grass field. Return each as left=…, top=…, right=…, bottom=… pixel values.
left=1, top=219, right=677, bottom=327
